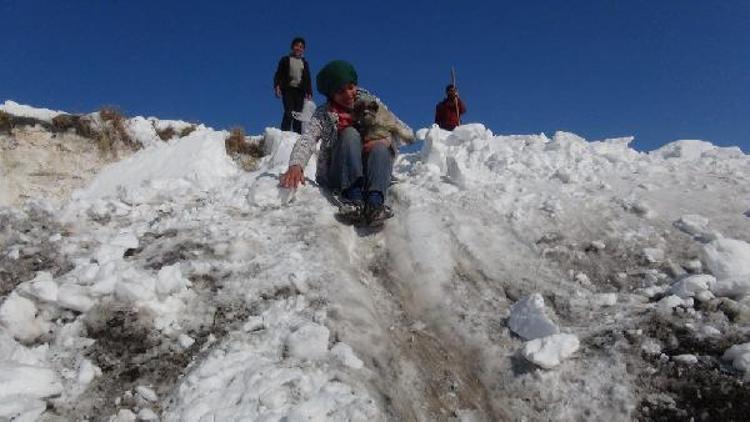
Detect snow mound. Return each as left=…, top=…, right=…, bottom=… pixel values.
left=651, top=139, right=743, bottom=160
left=74, top=127, right=237, bottom=201
left=0, top=100, right=64, bottom=121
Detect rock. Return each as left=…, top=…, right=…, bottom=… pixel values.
left=508, top=294, right=559, bottom=340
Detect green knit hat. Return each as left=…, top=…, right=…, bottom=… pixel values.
left=316, top=60, right=358, bottom=97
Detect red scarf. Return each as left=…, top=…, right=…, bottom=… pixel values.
left=329, top=102, right=353, bottom=133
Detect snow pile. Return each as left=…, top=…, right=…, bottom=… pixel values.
left=651, top=139, right=744, bottom=160
left=73, top=127, right=237, bottom=201
left=0, top=100, right=64, bottom=121
left=163, top=299, right=378, bottom=421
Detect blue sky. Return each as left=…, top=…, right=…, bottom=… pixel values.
left=2, top=0, right=749, bottom=151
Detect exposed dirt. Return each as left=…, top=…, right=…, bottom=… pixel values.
left=0, top=206, right=73, bottom=300
left=633, top=314, right=750, bottom=421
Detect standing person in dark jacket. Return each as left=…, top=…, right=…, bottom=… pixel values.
left=273, top=37, right=313, bottom=134
left=434, top=84, right=466, bottom=131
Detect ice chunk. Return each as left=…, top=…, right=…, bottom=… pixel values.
left=712, top=277, right=750, bottom=300
left=643, top=248, right=664, bottom=263
left=508, top=294, right=559, bottom=340
left=18, top=272, right=58, bottom=303
left=57, top=284, right=95, bottom=312
left=657, top=295, right=691, bottom=310
left=668, top=274, right=716, bottom=298
left=136, top=386, right=158, bottom=402
left=705, top=238, right=750, bottom=299
left=0, top=362, right=63, bottom=405
left=723, top=343, right=750, bottom=380
left=590, top=240, right=606, bottom=251
left=111, top=409, right=137, bottom=422
left=593, top=293, right=617, bottom=307
left=331, top=342, right=364, bottom=369
left=138, top=408, right=159, bottom=421
left=704, top=238, right=750, bottom=280
left=156, top=264, right=188, bottom=299
left=674, top=214, right=710, bottom=238
left=684, top=259, right=703, bottom=273
left=0, top=292, right=50, bottom=342
left=77, top=359, right=101, bottom=385
left=673, top=354, right=698, bottom=365
left=286, top=322, right=330, bottom=360
left=702, top=326, right=721, bottom=337
left=521, top=333, right=580, bottom=369
left=178, top=334, right=195, bottom=349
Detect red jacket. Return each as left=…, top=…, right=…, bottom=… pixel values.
left=435, top=97, right=466, bottom=130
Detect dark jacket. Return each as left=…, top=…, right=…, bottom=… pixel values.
left=273, top=55, right=313, bottom=96
left=435, top=97, right=466, bottom=130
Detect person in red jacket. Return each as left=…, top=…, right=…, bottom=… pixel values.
left=434, top=84, right=466, bottom=130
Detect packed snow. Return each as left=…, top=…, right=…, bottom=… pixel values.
left=1, top=100, right=64, bottom=121
left=1, top=101, right=750, bottom=420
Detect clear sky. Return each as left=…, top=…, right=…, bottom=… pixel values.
left=2, top=0, right=748, bottom=152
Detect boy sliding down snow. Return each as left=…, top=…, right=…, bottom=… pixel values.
left=280, top=60, right=414, bottom=226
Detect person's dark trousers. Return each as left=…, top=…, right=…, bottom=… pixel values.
left=281, top=87, right=305, bottom=134
left=327, top=127, right=393, bottom=199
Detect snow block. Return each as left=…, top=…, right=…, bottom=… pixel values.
left=0, top=362, right=63, bottom=417
left=668, top=274, right=716, bottom=299
left=0, top=292, right=50, bottom=342
left=522, top=333, right=580, bottom=369
left=286, top=322, right=330, bottom=360
left=704, top=238, right=750, bottom=299
left=723, top=343, right=750, bottom=381
left=704, top=238, right=750, bottom=280
left=509, top=294, right=559, bottom=340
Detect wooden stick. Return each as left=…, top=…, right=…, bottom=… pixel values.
left=451, top=66, right=460, bottom=125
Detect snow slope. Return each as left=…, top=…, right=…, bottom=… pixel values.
left=1, top=103, right=750, bottom=421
